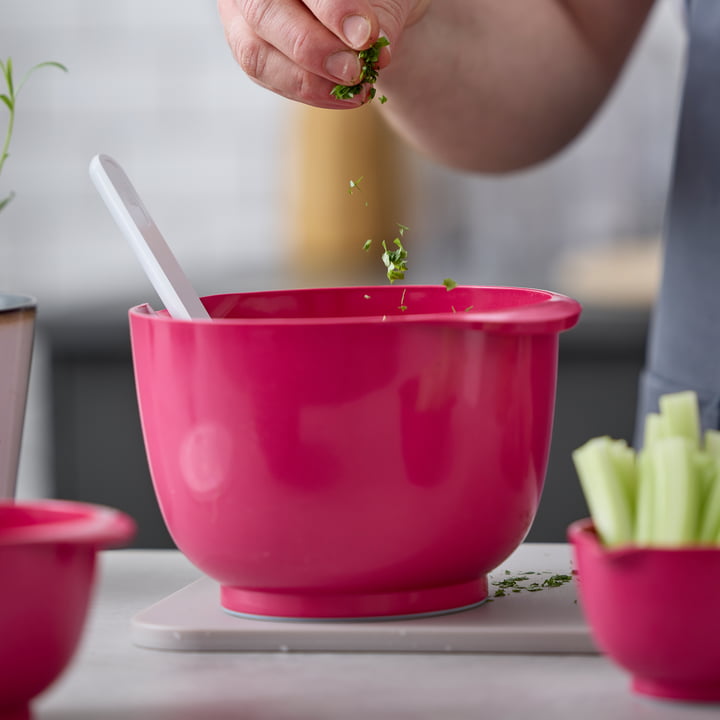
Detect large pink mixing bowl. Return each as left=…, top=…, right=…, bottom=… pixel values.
left=569, top=519, right=720, bottom=703
left=0, top=500, right=135, bottom=720
left=129, top=285, right=580, bottom=619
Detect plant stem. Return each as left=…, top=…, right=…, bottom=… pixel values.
left=0, top=101, right=15, bottom=177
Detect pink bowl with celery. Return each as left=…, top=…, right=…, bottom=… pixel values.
left=129, top=285, right=580, bottom=620
left=569, top=519, right=720, bottom=703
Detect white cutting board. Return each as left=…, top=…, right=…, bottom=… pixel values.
left=131, top=543, right=596, bottom=654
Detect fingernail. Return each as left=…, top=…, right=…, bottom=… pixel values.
left=342, top=14, right=371, bottom=48
left=325, top=50, right=360, bottom=83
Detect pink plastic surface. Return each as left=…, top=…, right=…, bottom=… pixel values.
left=129, top=285, right=581, bottom=619
left=0, top=501, right=136, bottom=719
left=569, top=519, right=720, bottom=703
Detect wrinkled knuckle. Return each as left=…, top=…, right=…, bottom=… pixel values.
left=290, top=26, right=313, bottom=66
left=239, top=0, right=273, bottom=31
left=292, top=70, right=318, bottom=105
left=236, top=37, right=267, bottom=81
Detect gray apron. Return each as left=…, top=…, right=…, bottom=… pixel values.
left=636, top=0, right=720, bottom=442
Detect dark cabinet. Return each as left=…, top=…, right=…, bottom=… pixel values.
left=45, top=306, right=649, bottom=547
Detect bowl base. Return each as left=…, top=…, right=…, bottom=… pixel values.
left=0, top=703, right=30, bottom=720
left=220, top=576, right=488, bottom=622
left=632, top=677, right=720, bottom=704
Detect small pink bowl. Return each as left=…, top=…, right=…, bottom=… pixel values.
left=0, top=500, right=135, bottom=720
left=569, top=518, right=720, bottom=703
left=130, top=285, right=581, bottom=620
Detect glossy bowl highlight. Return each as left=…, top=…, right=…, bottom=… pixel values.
left=569, top=518, right=720, bottom=703
left=0, top=500, right=135, bottom=719
left=129, top=285, right=581, bottom=619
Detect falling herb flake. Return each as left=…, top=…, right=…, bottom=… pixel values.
left=398, top=287, right=408, bottom=312
left=381, top=236, right=408, bottom=283
left=443, top=278, right=458, bottom=291
left=331, top=37, right=390, bottom=102
left=348, top=176, right=364, bottom=194
left=362, top=238, right=373, bottom=251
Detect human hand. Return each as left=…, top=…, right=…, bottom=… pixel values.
left=218, top=0, right=430, bottom=108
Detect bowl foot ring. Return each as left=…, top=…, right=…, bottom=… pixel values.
left=220, top=576, right=489, bottom=622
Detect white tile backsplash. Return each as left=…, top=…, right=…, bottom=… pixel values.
left=0, top=0, right=687, bottom=500
left=1, top=0, right=687, bottom=304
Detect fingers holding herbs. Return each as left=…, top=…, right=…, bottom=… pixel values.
left=219, top=0, right=373, bottom=106
left=217, top=0, right=423, bottom=108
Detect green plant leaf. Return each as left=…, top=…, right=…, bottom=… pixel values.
left=0, top=190, right=15, bottom=212
left=4, top=57, right=14, bottom=97
left=17, top=60, right=68, bottom=95
left=0, top=94, right=12, bottom=112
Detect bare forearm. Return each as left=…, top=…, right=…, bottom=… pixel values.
left=378, top=0, right=656, bottom=171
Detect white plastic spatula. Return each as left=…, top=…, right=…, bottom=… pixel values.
left=89, top=154, right=210, bottom=320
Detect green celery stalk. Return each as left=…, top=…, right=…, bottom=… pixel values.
left=659, top=391, right=701, bottom=449
left=643, top=412, right=665, bottom=449
left=608, top=439, right=637, bottom=518
left=575, top=390, right=720, bottom=548
left=698, top=457, right=720, bottom=543
left=704, top=429, right=720, bottom=459
left=647, top=436, right=701, bottom=546
left=694, top=450, right=717, bottom=500
left=634, top=449, right=654, bottom=545
left=572, top=436, right=634, bottom=546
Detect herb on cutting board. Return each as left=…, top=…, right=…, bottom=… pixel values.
left=491, top=570, right=573, bottom=598
left=573, top=390, right=720, bottom=547
left=331, top=37, right=389, bottom=102
left=1, top=57, right=67, bottom=212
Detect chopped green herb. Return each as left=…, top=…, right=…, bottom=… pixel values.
left=398, top=287, right=407, bottom=312
left=542, top=574, right=572, bottom=588
left=348, top=176, right=364, bottom=194
left=491, top=571, right=572, bottom=597
left=443, top=278, right=458, bottom=291
left=362, top=238, right=373, bottom=251
left=331, top=37, right=390, bottom=102
left=381, top=236, right=408, bottom=283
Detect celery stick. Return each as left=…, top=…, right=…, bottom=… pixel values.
left=694, top=450, right=717, bottom=500
left=608, top=439, right=637, bottom=517
left=634, top=449, right=654, bottom=545
left=659, top=391, right=701, bottom=449
left=648, top=436, right=701, bottom=546
left=698, top=458, right=720, bottom=543
left=572, top=436, right=634, bottom=546
left=643, top=412, right=665, bottom=449
left=704, top=429, right=720, bottom=458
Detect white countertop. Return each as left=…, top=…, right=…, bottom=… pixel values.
left=33, top=549, right=719, bottom=719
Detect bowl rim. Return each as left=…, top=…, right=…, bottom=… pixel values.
left=0, top=499, right=135, bottom=548
left=567, top=518, right=720, bottom=558
left=128, top=285, right=582, bottom=334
